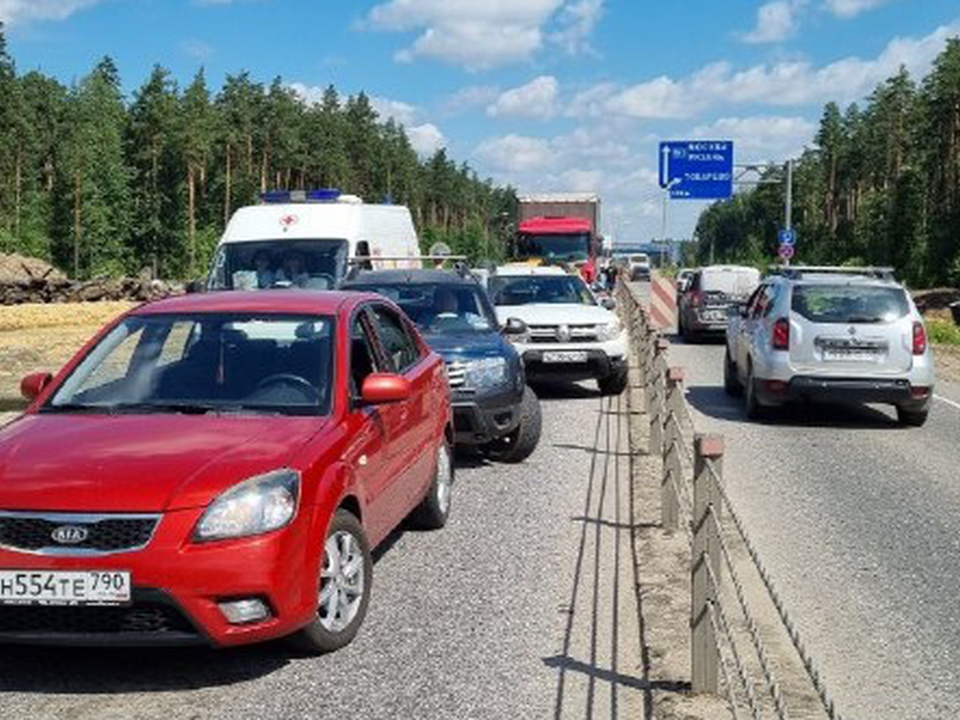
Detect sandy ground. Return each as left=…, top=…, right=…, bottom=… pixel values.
left=0, top=302, right=134, bottom=411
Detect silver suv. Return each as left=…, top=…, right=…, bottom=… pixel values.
left=725, top=267, right=936, bottom=426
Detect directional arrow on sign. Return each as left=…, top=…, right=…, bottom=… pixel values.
left=660, top=145, right=670, bottom=188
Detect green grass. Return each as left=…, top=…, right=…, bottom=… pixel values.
left=928, top=318, right=960, bottom=346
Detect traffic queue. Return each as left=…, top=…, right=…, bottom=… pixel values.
left=0, top=190, right=628, bottom=653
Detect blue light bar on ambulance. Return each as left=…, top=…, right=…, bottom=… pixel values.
left=260, top=189, right=342, bottom=204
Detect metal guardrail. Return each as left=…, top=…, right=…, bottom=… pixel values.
left=616, top=280, right=843, bottom=720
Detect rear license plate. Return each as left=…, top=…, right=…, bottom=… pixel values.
left=823, top=349, right=882, bottom=362
left=0, top=570, right=131, bottom=606
left=542, top=351, right=589, bottom=364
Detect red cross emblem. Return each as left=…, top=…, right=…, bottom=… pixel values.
left=280, top=214, right=299, bottom=227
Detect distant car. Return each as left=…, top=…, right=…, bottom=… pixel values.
left=725, top=267, right=936, bottom=426
left=0, top=290, right=453, bottom=651
left=676, top=268, right=695, bottom=291
left=626, top=254, right=652, bottom=281
left=679, top=265, right=761, bottom=341
left=488, top=265, right=629, bottom=396
left=342, top=269, right=542, bottom=463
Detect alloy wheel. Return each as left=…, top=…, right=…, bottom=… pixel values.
left=319, top=530, right=366, bottom=633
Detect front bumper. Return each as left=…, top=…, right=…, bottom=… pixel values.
left=756, top=375, right=933, bottom=411
left=0, top=507, right=321, bottom=648
left=521, top=349, right=628, bottom=382
left=451, top=387, right=523, bottom=445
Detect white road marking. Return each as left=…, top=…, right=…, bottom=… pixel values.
left=935, top=394, right=960, bottom=411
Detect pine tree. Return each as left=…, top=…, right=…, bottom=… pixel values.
left=180, top=68, right=216, bottom=275
left=55, top=57, right=132, bottom=278
left=128, top=65, right=181, bottom=276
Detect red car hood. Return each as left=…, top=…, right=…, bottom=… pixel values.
left=0, top=414, right=326, bottom=512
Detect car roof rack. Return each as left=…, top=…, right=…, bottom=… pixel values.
left=768, top=265, right=897, bottom=280
left=344, top=256, right=472, bottom=282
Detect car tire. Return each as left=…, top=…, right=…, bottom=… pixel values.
left=409, top=439, right=454, bottom=529
left=744, top=364, right=765, bottom=420
left=290, top=509, right=372, bottom=655
left=598, top=367, right=629, bottom=396
left=896, top=406, right=929, bottom=427
left=723, top=348, right=742, bottom=397
left=484, top=386, right=542, bottom=463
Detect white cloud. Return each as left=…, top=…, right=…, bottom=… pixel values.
left=741, top=1, right=805, bottom=44
left=442, top=85, right=501, bottom=114
left=691, top=116, right=818, bottom=161
left=487, top=75, right=559, bottom=120
left=364, top=0, right=603, bottom=70
left=550, top=0, right=603, bottom=54
left=578, top=20, right=960, bottom=120
left=366, top=0, right=562, bottom=70
left=180, top=38, right=215, bottom=61
left=475, top=134, right=554, bottom=173
left=0, top=0, right=100, bottom=26
left=823, top=0, right=889, bottom=18
left=370, top=96, right=419, bottom=126
left=407, top=123, right=447, bottom=155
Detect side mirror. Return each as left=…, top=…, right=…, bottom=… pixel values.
left=21, top=372, right=53, bottom=402
left=601, top=297, right=616, bottom=311
left=502, top=317, right=528, bottom=336
left=185, top=280, right=205, bottom=294
left=361, top=373, right=412, bottom=405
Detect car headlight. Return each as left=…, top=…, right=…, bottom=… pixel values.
left=466, top=357, right=508, bottom=387
left=194, top=469, right=300, bottom=542
left=596, top=317, right=622, bottom=342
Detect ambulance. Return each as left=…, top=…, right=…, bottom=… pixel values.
left=207, top=190, right=421, bottom=291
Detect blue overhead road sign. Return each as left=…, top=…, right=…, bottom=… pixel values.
left=658, top=141, right=734, bottom=200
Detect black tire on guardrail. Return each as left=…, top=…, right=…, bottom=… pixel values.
left=724, top=348, right=742, bottom=397
left=896, top=406, right=929, bottom=427
left=484, top=387, right=542, bottom=463
left=598, top=366, right=629, bottom=396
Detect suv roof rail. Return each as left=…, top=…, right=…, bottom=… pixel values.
left=768, top=265, right=897, bottom=280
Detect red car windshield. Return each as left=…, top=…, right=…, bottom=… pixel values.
left=47, top=313, right=335, bottom=416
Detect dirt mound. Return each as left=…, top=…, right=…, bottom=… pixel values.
left=0, top=253, right=66, bottom=284
left=914, top=287, right=960, bottom=312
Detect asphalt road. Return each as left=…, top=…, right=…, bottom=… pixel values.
left=670, top=335, right=960, bottom=720
left=0, top=385, right=643, bottom=720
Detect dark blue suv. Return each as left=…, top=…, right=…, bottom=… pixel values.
left=343, top=269, right=542, bottom=463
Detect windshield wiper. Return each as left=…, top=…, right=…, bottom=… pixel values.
left=44, top=402, right=219, bottom=415
left=41, top=403, right=111, bottom=414
left=846, top=316, right=884, bottom=324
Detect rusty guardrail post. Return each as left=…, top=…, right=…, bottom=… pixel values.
left=692, top=434, right=724, bottom=695
left=661, top=367, right=685, bottom=530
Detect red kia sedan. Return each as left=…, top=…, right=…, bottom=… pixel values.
left=0, top=290, right=453, bottom=652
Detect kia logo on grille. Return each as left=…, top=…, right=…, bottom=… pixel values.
left=51, top=525, right=89, bottom=545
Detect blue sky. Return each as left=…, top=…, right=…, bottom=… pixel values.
left=3, top=0, right=959, bottom=243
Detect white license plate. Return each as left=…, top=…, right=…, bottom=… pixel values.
left=0, top=570, right=131, bottom=606
left=542, top=351, right=589, bottom=364
left=823, top=350, right=881, bottom=362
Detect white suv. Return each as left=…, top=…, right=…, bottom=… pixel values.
left=488, top=266, right=629, bottom=395
left=725, top=267, right=936, bottom=426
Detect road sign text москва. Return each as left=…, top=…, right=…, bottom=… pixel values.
left=658, top=141, right=734, bottom=200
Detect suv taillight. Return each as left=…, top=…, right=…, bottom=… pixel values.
left=912, top=321, right=927, bottom=355
left=772, top=318, right=790, bottom=350
left=691, top=291, right=703, bottom=307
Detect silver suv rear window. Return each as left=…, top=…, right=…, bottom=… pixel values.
left=791, top=284, right=909, bottom=324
